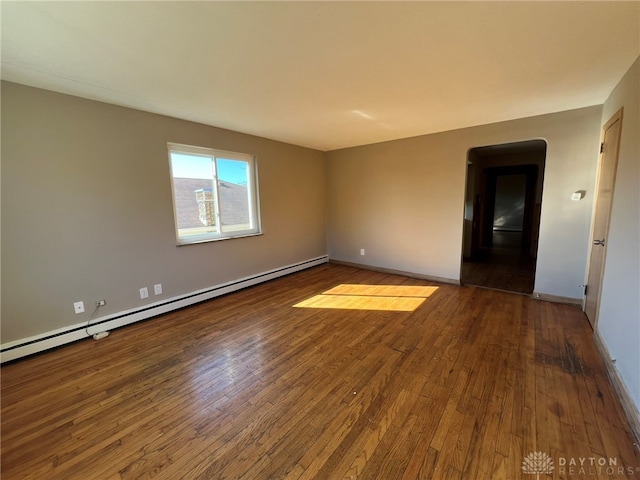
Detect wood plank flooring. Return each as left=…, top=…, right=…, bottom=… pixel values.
left=461, top=248, right=535, bottom=295
left=2, top=264, right=639, bottom=479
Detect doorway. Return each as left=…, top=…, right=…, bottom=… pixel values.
left=461, top=140, right=547, bottom=294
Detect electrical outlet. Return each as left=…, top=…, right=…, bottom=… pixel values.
left=154, top=284, right=162, bottom=295
left=360, top=248, right=365, bottom=256
left=96, top=299, right=106, bottom=307
left=139, top=287, right=149, bottom=299
left=73, top=301, right=85, bottom=314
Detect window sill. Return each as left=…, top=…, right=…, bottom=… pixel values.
left=176, top=231, right=263, bottom=246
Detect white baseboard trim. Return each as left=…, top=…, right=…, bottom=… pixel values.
left=329, top=259, right=460, bottom=286
left=531, top=291, right=582, bottom=306
left=593, top=331, right=640, bottom=446
left=1, top=255, right=329, bottom=363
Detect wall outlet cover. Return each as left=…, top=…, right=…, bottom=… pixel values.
left=73, top=301, right=85, bottom=314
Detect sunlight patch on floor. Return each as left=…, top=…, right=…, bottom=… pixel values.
left=293, top=284, right=439, bottom=311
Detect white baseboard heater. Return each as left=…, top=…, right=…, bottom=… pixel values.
left=1, top=255, right=329, bottom=363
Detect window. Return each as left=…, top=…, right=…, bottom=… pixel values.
left=168, top=143, right=261, bottom=244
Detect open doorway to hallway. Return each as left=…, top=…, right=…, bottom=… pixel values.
left=461, top=140, right=547, bottom=294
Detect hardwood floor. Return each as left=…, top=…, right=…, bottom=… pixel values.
left=462, top=231, right=537, bottom=294
left=462, top=249, right=535, bottom=295
left=461, top=248, right=535, bottom=294
left=2, top=264, right=639, bottom=479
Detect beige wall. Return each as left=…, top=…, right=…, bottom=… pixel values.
left=597, top=56, right=640, bottom=409
left=326, top=106, right=603, bottom=298
left=1, top=82, right=327, bottom=343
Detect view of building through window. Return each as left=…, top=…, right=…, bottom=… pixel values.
left=168, top=144, right=260, bottom=244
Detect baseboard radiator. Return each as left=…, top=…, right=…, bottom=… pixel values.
left=1, top=255, right=329, bottom=363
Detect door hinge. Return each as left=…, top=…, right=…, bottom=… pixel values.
left=584, top=284, right=588, bottom=295
left=600, top=143, right=604, bottom=153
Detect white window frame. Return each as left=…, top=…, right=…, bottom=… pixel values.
left=168, top=142, right=261, bottom=245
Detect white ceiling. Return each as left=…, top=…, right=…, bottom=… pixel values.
left=2, top=1, right=639, bottom=151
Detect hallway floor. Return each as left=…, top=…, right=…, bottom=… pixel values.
left=462, top=232, right=536, bottom=294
